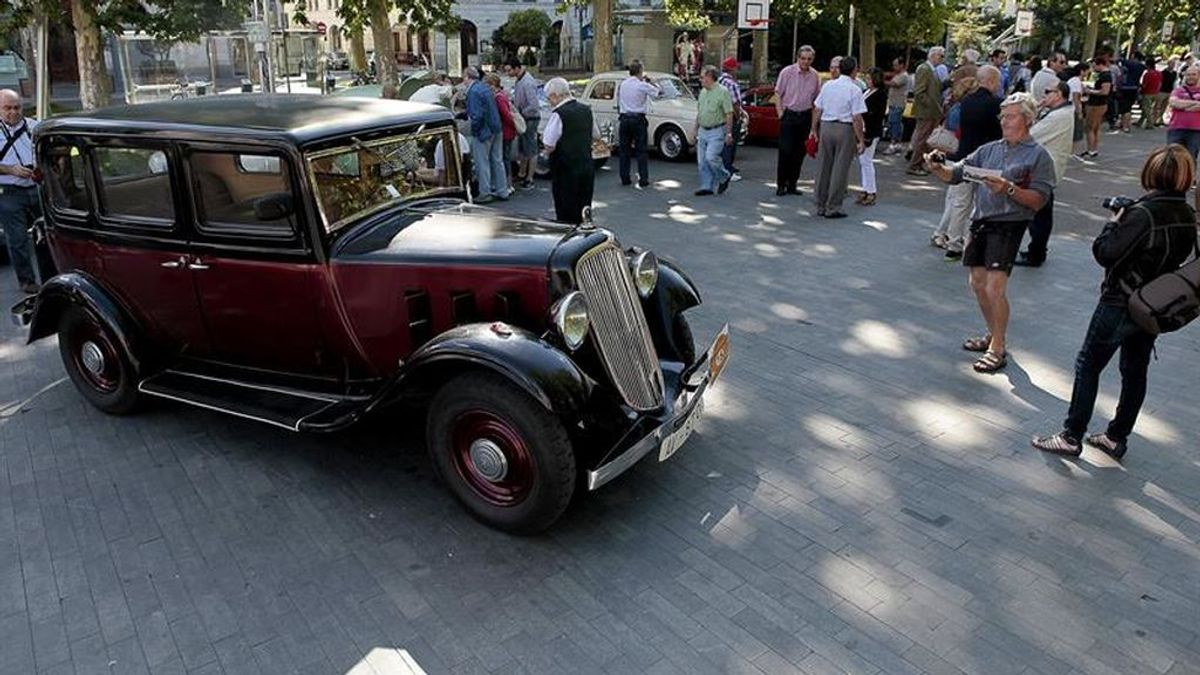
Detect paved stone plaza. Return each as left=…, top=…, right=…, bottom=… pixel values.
left=2, top=129, right=1198, bottom=675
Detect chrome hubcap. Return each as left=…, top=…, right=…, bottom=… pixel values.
left=80, top=341, right=105, bottom=375
left=469, top=439, right=508, bottom=482
left=663, top=133, right=681, bottom=157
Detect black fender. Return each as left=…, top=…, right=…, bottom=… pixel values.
left=394, top=323, right=593, bottom=418
left=27, top=273, right=142, bottom=372
left=641, top=255, right=702, bottom=362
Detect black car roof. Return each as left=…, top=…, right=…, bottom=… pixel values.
left=37, top=94, right=455, bottom=146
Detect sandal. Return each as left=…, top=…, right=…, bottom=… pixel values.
left=860, top=193, right=877, bottom=206
left=962, top=334, right=991, bottom=352
left=972, top=350, right=1007, bottom=373
left=1032, top=432, right=1082, bottom=457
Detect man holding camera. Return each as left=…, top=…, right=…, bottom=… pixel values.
left=927, top=93, right=1056, bottom=374
left=617, top=60, right=661, bottom=188
left=0, top=89, right=40, bottom=295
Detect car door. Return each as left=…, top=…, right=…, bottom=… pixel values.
left=89, top=140, right=210, bottom=354
left=585, top=79, right=619, bottom=131
left=182, top=145, right=330, bottom=375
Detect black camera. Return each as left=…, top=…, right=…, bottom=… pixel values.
left=1102, top=196, right=1135, bottom=213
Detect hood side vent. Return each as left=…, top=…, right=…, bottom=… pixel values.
left=494, top=291, right=519, bottom=322
left=405, top=290, right=432, bottom=348
left=451, top=291, right=478, bottom=326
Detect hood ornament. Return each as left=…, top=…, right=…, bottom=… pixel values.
left=579, top=206, right=595, bottom=231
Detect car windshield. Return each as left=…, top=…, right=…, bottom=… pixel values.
left=306, top=126, right=462, bottom=232
left=655, top=77, right=694, bottom=100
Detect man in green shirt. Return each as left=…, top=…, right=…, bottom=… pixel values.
left=693, top=65, right=734, bottom=196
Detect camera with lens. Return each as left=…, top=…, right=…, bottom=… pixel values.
left=1102, top=195, right=1135, bottom=213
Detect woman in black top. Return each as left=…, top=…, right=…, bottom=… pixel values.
left=1083, top=57, right=1113, bottom=157
left=1034, top=145, right=1198, bottom=459
left=856, top=68, right=888, bottom=205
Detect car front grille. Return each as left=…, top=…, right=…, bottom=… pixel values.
left=575, top=243, right=664, bottom=411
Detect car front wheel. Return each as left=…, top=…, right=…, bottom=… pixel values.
left=58, top=306, right=140, bottom=414
left=656, top=126, right=687, bottom=161
left=427, top=372, right=576, bottom=533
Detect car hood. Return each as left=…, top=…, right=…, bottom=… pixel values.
left=365, top=207, right=578, bottom=267
left=650, top=97, right=698, bottom=119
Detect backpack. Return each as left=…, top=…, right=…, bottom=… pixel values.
left=1121, top=203, right=1200, bottom=334
left=509, top=98, right=527, bottom=134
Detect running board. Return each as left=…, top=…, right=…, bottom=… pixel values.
left=138, top=369, right=365, bottom=432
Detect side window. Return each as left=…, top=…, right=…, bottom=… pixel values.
left=589, top=80, right=615, bottom=101
left=189, top=151, right=295, bottom=236
left=43, top=141, right=89, bottom=213
left=94, top=146, right=175, bottom=223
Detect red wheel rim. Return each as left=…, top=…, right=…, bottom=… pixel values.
left=70, top=316, right=121, bottom=394
left=450, top=409, right=536, bottom=507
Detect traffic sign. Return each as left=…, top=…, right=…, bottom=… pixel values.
left=1014, top=9, right=1034, bottom=38
left=1162, top=20, right=1175, bottom=42
left=244, top=20, right=269, bottom=44
left=316, top=22, right=327, bottom=36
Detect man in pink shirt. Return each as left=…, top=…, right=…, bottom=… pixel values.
left=774, top=45, right=821, bottom=196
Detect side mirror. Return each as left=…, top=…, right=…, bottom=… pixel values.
left=253, top=192, right=294, bottom=221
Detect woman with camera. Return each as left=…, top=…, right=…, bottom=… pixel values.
left=1034, top=145, right=1198, bottom=460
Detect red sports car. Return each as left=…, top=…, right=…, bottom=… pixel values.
left=742, top=85, right=780, bottom=142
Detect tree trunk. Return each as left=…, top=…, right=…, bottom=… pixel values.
left=857, top=20, right=876, bottom=71
left=349, top=24, right=368, bottom=72
left=593, top=0, right=613, bottom=73
left=752, top=29, right=768, bottom=86
left=71, top=0, right=109, bottom=109
left=1083, top=0, right=1100, bottom=60
left=1131, top=0, right=1155, bottom=55
left=368, top=0, right=397, bottom=89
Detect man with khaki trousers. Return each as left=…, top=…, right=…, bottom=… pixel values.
left=907, top=46, right=945, bottom=176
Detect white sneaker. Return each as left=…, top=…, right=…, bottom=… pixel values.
left=730, top=173, right=743, bottom=182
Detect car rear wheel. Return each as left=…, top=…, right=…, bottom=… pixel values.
left=656, top=126, right=687, bottom=161
left=58, top=306, right=140, bottom=415
left=427, top=372, right=575, bottom=533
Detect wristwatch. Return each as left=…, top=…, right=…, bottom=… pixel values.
left=1005, top=182, right=1017, bottom=196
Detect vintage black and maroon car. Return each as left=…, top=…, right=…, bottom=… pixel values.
left=12, top=95, right=730, bottom=533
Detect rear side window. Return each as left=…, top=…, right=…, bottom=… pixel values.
left=189, top=151, right=295, bottom=236
left=43, top=142, right=88, bottom=213
left=590, top=80, right=615, bottom=101
left=94, top=146, right=175, bottom=222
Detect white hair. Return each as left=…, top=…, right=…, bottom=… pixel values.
left=962, top=48, right=980, bottom=64
left=1001, top=92, right=1038, bottom=124
left=463, top=66, right=480, bottom=81
left=929, top=46, right=945, bottom=58
left=544, top=77, right=571, bottom=98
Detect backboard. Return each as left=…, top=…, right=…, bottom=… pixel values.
left=738, top=0, right=771, bottom=31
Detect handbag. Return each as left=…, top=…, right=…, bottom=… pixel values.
left=509, top=99, right=527, bottom=134
left=805, top=134, right=819, bottom=158
left=927, top=126, right=959, bottom=154
left=1120, top=203, right=1200, bottom=335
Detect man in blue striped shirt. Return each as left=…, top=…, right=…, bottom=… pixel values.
left=718, top=57, right=744, bottom=181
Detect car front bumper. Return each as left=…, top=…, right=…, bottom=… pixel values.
left=586, top=324, right=729, bottom=491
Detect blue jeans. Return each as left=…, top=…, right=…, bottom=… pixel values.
left=695, top=126, right=729, bottom=192
left=722, top=117, right=741, bottom=174
left=1167, top=128, right=1200, bottom=162
left=470, top=133, right=508, bottom=199
left=1063, top=303, right=1157, bottom=442
left=886, top=105, right=904, bottom=142
left=0, top=185, right=40, bottom=285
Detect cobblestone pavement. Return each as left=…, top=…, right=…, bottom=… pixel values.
left=2, top=127, right=1199, bottom=675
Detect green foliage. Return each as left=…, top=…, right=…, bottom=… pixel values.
left=501, top=9, right=553, bottom=48
left=945, top=0, right=1006, bottom=51
left=0, top=0, right=247, bottom=42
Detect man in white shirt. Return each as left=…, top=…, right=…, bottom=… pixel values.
left=410, top=73, right=453, bottom=106
left=1030, top=52, right=1066, bottom=105
left=1017, top=81, right=1074, bottom=267
left=616, top=60, right=660, bottom=187
left=0, top=89, right=40, bottom=294
left=810, top=57, right=867, bottom=218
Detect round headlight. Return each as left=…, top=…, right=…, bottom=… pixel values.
left=631, top=251, right=658, bottom=298
left=553, top=291, right=590, bottom=351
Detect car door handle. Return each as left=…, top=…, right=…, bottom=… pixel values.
left=187, top=261, right=210, bottom=270
left=160, top=256, right=187, bottom=269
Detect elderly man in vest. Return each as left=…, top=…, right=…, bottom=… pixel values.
left=542, top=77, right=599, bottom=224
left=0, top=89, right=40, bottom=295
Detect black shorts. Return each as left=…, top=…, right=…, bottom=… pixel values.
left=963, top=220, right=1029, bottom=274
left=1118, top=90, right=1138, bottom=114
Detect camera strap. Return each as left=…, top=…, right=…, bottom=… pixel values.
left=0, top=121, right=29, bottom=166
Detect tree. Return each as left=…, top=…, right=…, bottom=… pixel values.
left=499, top=9, right=552, bottom=57
left=593, top=0, right=613, bottom=72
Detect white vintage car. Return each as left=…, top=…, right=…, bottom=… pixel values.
left=579, top=71, right=750, bottom=161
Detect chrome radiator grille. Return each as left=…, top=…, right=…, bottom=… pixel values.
left=575, top=244, right=664, bottom=411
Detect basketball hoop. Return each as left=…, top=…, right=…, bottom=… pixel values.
left=737, top=0, right=771, bottom=31
left=747, top=19, right=771, bottom=30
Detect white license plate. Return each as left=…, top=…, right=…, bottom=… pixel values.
left=659, top=398, right=703, bottom=462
